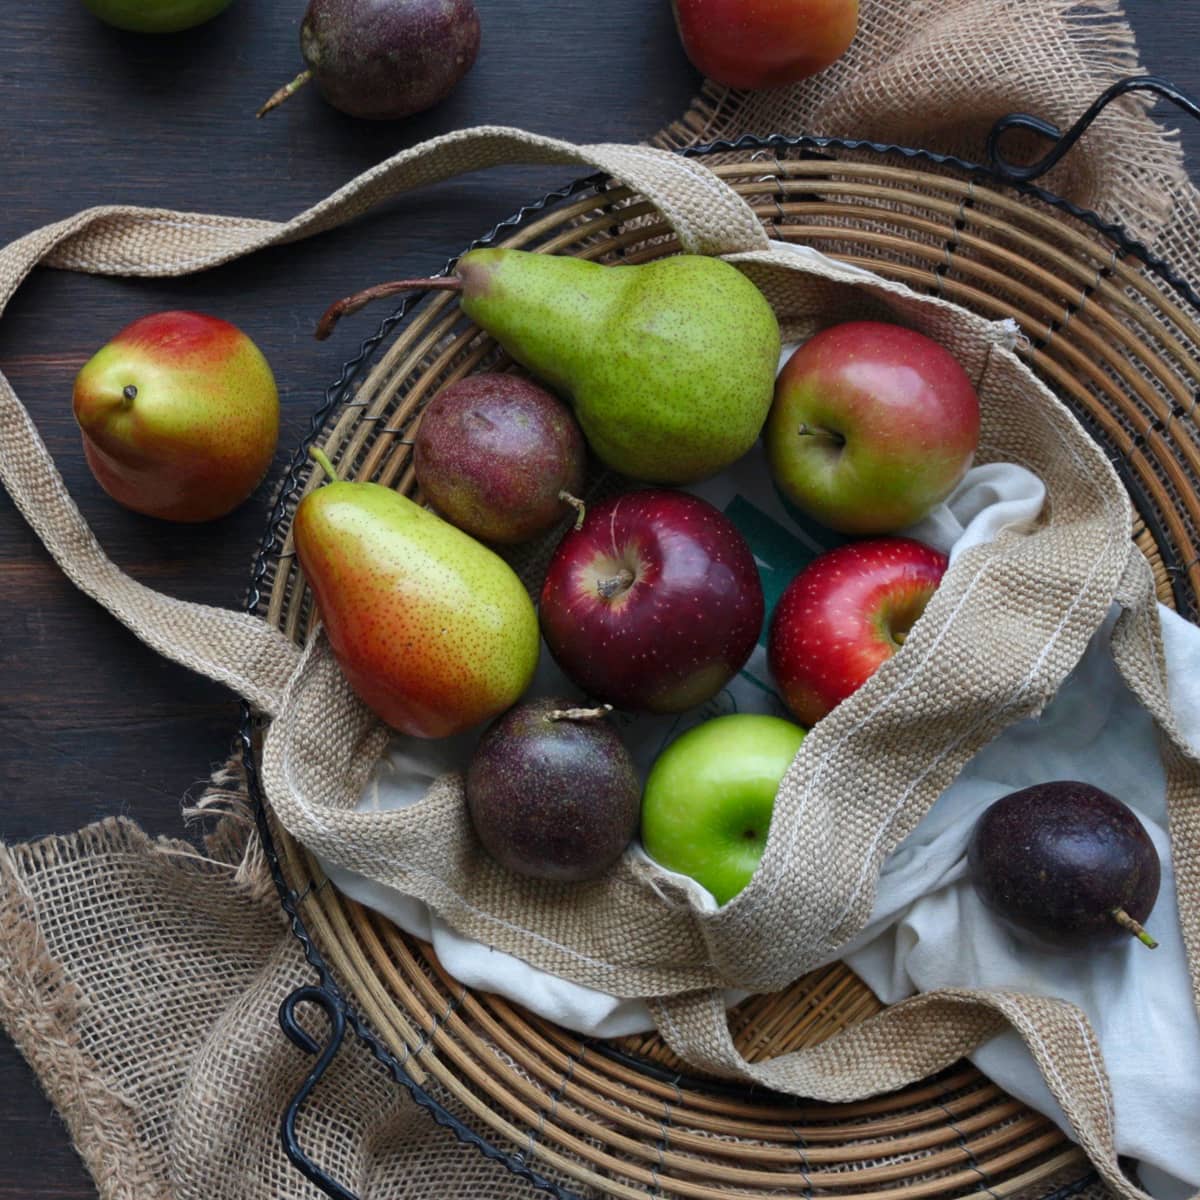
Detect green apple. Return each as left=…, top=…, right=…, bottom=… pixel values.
left=81, top=0, right=234, bottom=33
left=641, top=714, right=806, bottom=905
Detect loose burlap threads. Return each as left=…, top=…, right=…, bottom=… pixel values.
left=3, top=4, right=1199, bottom=1199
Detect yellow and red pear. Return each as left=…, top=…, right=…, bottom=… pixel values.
left=293, top=451, right=539, bottom=738
left=72, top=311, right=279, bottom=523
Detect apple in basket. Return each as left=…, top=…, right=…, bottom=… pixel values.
left=539, top=490, right=765, bottom=713
left=766, top=321, right=981, bottom=534
left=642, top=713, right=807, bottom=905
left=769, top=537, right=948, bottom=726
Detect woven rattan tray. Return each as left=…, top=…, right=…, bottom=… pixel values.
left=244, top=79, right=1200, bottom=1200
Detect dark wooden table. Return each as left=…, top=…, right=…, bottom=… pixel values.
left=1, top=2, right=1197, bottom=1195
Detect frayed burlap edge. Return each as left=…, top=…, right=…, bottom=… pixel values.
left=184, top=749, right=276, bottom=904
left=0, top=822, right=179, bottom=1200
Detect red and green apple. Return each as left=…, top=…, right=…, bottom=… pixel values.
left=766, top=321, right=981, bottom=534
left=641, top=713, right=807, bottom=905
left=671, top=0, right=859, bottom=90
left=73, top=311, right=279, bottom=523
left=769, top=536, right=948, bottom=726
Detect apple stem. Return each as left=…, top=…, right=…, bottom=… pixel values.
left=121, top=384, right=138, bottom=408
left=316, top=277, right=463, bottom=341
left=559, top=492, right=587, bottom=531
left=1111, top=907, right=1158, bottom=949
left=309, top=447, right=340, bottom=484
left=797, top=423, right=846, bottom=446
left=257, top=68, right=314, bottom=119
left=597, top=569, right=635, bottom=600
left=547, top=704, right=613, bottom=723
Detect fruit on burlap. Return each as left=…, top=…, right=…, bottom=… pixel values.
left=671, top=0, right=859, bottom=89
left=72, top=311, right=279, bottom=523
left=466, top=697, right=641, bottom=882
left=769, top=536, right=947, bottom=726
left=642, top=713, right=806, bottom=904
left=767, top=321, right=980, bottom=534
left=293, top=450, right=538, bottom=738
left=317, top=249, right=782, bottom=484
left=540, top=489, right=765, bottom=714
left=81, top=0, right=234, bottom=32
left=969, top=781, right=1162, bottom=952
left=414, top=373, right=586, bottom=544
left=258, top=0, right=481, bottom=119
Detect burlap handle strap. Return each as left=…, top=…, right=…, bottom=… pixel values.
left=650, top=543, right=1200, bottom=1200
left=0, top=124, right=769, bottom=717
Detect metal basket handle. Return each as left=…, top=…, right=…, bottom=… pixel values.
left=987, top=74, right=1200, bottom=183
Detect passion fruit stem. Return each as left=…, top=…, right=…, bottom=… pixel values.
left=309, top=447, right=340, bottom=484
left=559, top=492, right=586, bottom=531
left=547, top=704, right=613, bottom=722
left=1111, top=907, right=1158, bottom=949
left=597, top=569, right=635, bottom=600
left=316, top=278, right=463, bottom=341
left=256, top=68, right=315, bottom=119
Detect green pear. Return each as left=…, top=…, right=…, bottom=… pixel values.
left=293, top=451, right=539, bottom=738
left=318, top=250, right=781, bottom=484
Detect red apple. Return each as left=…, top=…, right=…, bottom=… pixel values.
left=766, top=321, right=981, bottom=535
left=672, top=0, right=859, bottom=90
left=539, top=490, right=764, bottom=713
left=768, top=537, right=947, bottom=726
left=73, top=311, right=279, bottom=522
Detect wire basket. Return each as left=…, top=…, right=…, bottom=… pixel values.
left=242, top=77, right=1200, bottom=1200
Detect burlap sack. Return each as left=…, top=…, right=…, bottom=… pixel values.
left=3, top=4, right=1199, bottom=1198
left=2, top=117, right=1199, bottom=1200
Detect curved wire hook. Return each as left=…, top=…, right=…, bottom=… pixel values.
left=987, top=75, right=1200, bottom=184
left=279, top=986, right=359, bottom=1200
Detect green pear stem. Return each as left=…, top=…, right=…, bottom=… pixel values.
left=316, top=277, right=464, bottom=341
left=597, top=569, right=635, bottom=600
left=547, top=704, right=613, bottom=723
left=309, top=447, right=340, bottom=484
left=257, top=69, right=314, bottom=118
left=559, top=492, right=586, bottom=530
left=1111, top=907, right=1158, bottom=949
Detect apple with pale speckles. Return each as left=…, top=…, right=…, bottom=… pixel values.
left=539, top=490, right=764, bottom=714
left=768, top=537, right=947, bottom=726
left=767, top=321, right=980, bottom=534
left=73, top=311, right=279, bottom=523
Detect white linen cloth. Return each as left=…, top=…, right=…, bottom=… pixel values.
left=322, top=416, right=1200, bottom=1199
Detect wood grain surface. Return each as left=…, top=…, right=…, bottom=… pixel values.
left=1, top=1, right=1197, bottom=1195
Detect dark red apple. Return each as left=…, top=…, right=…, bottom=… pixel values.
left=766, top=321, right=981, bottom=534
left=540, top=490, right=764, bottom=713
left=768, top=537, right=947, bottom=726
